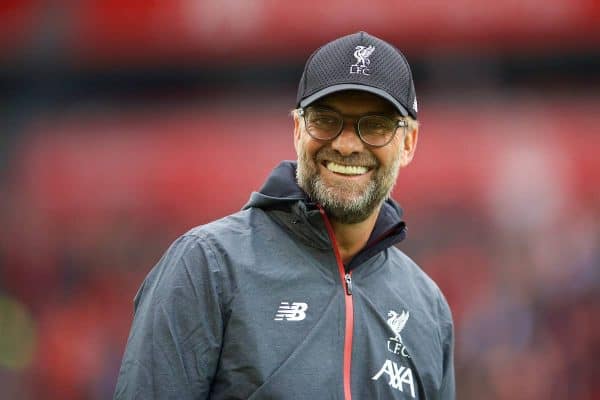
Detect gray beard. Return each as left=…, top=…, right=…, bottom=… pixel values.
left=296, top=144, right=401, bottom=224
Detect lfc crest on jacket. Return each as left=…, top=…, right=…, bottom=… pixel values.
left=372, top=308, right=416, bottom=397
left=387, top=310, right=409, bottom=343
left=386, top=310, right=410, bottom=358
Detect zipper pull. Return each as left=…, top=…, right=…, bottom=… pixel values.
left=344, top=273, right=353, bottom=295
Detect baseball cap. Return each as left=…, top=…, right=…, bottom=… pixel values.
left=297, top=31, right=418, bottom=119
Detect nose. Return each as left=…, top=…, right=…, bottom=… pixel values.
left=330, top=121, right=365, bottom=156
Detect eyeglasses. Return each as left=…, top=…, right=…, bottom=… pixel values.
left=298, top=106, right=408, bottom=147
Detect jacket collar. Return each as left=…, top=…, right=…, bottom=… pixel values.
left=243, top=161, right=407, bottom=269
left=243, top=160, right=307, bottom=209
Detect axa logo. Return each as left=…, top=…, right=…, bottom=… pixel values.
left=386, top=310, right=411, bottom=358
left=274, top=301, right=308, bottom=321
left=350, top=45, right=375, bottom=75
left=372, top=359, right=416, bottom=398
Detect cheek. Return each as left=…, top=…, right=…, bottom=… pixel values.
left=298, top=133, right=323, bottom=159
left=373, top=142, right=401, bottom=168
left=307, top=142, right=323, bottom=159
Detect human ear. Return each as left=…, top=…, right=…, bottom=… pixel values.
left=399, top=126, right=418, bottom=167
left=293, top=111, right=302, bottom=155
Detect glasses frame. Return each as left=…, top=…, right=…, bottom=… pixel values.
left=298, top=106, right=408, bottom=148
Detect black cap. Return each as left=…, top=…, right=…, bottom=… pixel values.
left=297, top=31, right=418, bottom=119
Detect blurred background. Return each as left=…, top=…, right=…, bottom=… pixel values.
left=1, top=1, right=599, bottom=399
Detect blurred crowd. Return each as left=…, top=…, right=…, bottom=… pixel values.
left=416, top=191, right=600, bottom=399
left=1, top=1, right=600, bottom=399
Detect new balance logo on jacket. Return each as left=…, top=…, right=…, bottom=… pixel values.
left=274, top=301, right=308, bottom=321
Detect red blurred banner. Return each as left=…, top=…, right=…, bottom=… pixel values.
left=2, top=0, right=600, bottom=64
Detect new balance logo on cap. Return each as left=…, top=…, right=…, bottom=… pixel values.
left=274, top=302, right=308, bottom=321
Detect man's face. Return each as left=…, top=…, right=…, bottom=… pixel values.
left=294, top=91, right=417, bottom=224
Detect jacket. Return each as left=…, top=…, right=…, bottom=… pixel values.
left=114, top=161, right=455, bottom=400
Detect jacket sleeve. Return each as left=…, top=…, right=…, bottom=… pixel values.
left=114, top=233, right=225, bottom=400
left=437, top=292, right=455, bottom=400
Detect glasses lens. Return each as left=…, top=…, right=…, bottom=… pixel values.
left=305, top=108, right=343, bottom=140
left=358, top=116, right=396, bottom=146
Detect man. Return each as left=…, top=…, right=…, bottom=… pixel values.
left=115, top=31, right=455, bottom=399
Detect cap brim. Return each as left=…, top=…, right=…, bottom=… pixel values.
left=299, top=84, right=409, bottom=117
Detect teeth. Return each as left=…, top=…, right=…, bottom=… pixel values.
left=326, top=162, right=369, bottom=175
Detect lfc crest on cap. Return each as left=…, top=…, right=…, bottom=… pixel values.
left=350, top=45, right=375, bottom=76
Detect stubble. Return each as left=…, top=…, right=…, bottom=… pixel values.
left=296, top=136, right=401, bottom=224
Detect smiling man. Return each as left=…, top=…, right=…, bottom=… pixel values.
left=294, top=90, right=417, bottom=263
left=115, top=32, right=455, bottom=400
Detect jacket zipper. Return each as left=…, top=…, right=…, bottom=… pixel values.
left=318, top=206, right=354, bottom=400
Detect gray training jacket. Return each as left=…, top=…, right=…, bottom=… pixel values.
left=114, top=161, right=455, bottom=400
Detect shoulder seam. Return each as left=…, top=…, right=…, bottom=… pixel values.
left=183, top=230, right=237, bottom=322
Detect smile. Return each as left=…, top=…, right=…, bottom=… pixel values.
left=325, top=161, right=370, bottom=175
